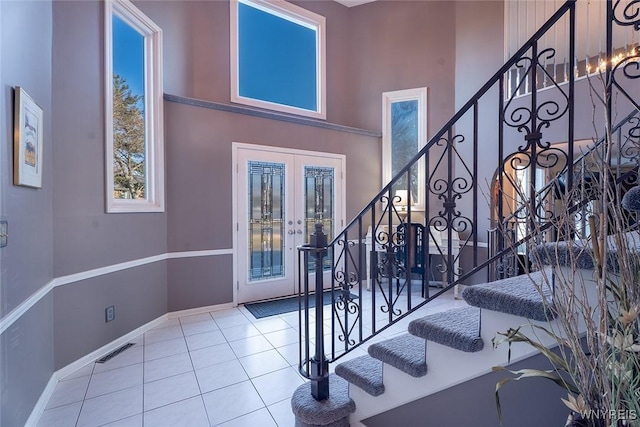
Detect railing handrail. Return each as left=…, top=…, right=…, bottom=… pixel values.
left=332, top=0, right=577, bottom=244
left=497, top=108, right=640, bottom=227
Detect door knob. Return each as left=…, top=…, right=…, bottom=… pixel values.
left=296, top=230, right=303, bottom=234
left=297, top=220, right=302, bottom=225
left=288, top=230, right=295, bottom=235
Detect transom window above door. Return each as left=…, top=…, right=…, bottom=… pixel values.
left=230, top=0, right=326, bottom=119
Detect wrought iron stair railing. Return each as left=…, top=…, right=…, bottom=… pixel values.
left=488, top=108, right=640, bottom=281
left=296, top=0, right=640, bottom=400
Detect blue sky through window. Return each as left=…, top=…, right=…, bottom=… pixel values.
left=113, top=14, right=145, bottom=103
left=238, top=1, right=317, bottom=112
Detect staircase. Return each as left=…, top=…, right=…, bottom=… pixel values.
left=292, top=0, right=640, bottom=425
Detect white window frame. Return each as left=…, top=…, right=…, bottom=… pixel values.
left=230, top=0, right=326, bottom=119
left=382, top=87, right=428, bottom=211
left=105, top=0, right=164, bottom=213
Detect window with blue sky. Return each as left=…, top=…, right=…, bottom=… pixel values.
left=382, top=88, right=428, bottom=210
left=113, top=15, right=145, bottom=105
left=106, top=0, right=164, bottom=213
left=231, top=0, right=326, bottom=119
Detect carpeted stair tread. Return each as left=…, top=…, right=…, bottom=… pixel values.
left=368, top=334, right=427, bottom=378
left=334, top=355, right=385, bottom=397
left=408, top=306, right=484, bottom=352
left=461, top=270, right=555, bottom=322
left=291, top=374, right=355, bottom=427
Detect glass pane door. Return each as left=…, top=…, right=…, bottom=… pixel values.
left=248, top=161, right=286, bottom=281
left=236, top=146, right=344, bottom=304
left=303, top=165, right=334, bottom=272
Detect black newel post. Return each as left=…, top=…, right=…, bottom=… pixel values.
left=309, top=223, right=329, bottom=400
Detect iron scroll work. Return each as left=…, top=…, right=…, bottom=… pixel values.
left=296, top=0, right=640, bottom=403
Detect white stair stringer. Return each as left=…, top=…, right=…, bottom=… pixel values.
left=347, top=267, right=600, bottom=425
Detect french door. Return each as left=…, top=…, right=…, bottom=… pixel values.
left=235, top=144, right=344, bottom=304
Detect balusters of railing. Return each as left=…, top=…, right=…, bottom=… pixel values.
left=297, top=223, right=329, bottom=401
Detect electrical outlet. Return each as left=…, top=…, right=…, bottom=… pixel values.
left=105, top=306, right=115, bottom=323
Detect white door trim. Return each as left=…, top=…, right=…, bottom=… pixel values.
left=232, top=142, right=346, bottom=306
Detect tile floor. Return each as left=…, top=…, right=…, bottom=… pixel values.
left=38, top=288, right=465, bottom=427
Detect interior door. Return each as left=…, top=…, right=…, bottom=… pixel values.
left=236, top=146, right=343, bottom=304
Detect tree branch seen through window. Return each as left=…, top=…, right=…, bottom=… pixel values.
left=112, top=74, right=145, bottom=199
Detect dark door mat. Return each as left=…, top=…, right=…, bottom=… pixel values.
left=244, top=291, right=357, bottom=319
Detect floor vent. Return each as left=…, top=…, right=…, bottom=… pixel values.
left=96, top=343, right=134, bottom=364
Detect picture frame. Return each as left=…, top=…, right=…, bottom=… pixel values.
left=14, top=86, right=44, bottom=188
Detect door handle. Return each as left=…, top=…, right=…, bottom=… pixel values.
left=296, top=230, right=303, bottom=234
left=288, top=230, right=295, bottom=235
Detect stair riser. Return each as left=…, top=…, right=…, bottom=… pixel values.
left=347, top=314, right=554, bottom=422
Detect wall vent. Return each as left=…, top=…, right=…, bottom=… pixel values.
left=96, top=343, right=134, bottom=364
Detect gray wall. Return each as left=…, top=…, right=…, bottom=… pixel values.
left=0, top=1, right=55, bottom=426
left=54, top=263, right=167, bottom=368
left=52, top=0, right=169, bottom=276
left=137, top=0, right=458, bottom=135
left=346, top=0, right=457, bottom=135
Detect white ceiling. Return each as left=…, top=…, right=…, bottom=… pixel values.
left=334, top=0, right=376, bottom=7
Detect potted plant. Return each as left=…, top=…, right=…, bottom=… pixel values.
left=492, top=74, right=640, bottom=425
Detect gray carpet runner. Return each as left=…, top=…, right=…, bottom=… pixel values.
left=461, top=269, right=556, bottom=322
left=291, top=374, right=355, bottom=427
left=292, top=269, right=565, bottom=425
left=408, top=306, right=484, bottom=352
left=334, top=355, right=384, bottom=396
left=532, top=230, right=640, bottom=272
left=367, top=333, right=427, bottom=377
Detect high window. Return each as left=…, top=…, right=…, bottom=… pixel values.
left=230, top=0, right=326, bottom=119
left=105, top=0, right=164, bottom=213
left=382, top=88, right=428, bottom=210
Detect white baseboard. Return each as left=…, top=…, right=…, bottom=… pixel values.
left=27, top=301, right=235, bottom=426
left=167, top=302, right=235, bottom=319
left=24, top=375, right=58, bottom=427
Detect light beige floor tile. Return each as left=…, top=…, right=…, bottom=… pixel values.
left=251, top=366, right=305, bottom=406
left=101, top=414, right=142, bottom=427
left=181, top=319, right=220, bottom=336
left=229, top=335, right=274, bottom=358
left=85, top=363, right=143, bottom=399
left=195, top=359, right=249, bottom=393
left=217, top=408, right=277, bottom=427
left=144, top=371, right=201, bottom=411
left=144, top=337, right=188, bottom=362
left=46, top=375, right=91, bottom=409
left=143, top=352, right=194, bottom=383
left=219, top=323, right=261, bottom=342
left=201, top=381, right=264, bottom=426
left=263, top=327, right=298, bottom=348
left=252, top=317, right=291, bottom=334
left=37, top=402, right=82, bottom=427
left=76, top=385, right=143, bottom=427
left=184, top=329, right=227, bottom=351
left=144, top=325, right=184, bottom=345
left=268, top=398, right=296, bottom=427
left=238, top=349, right=290, bottom=378
left=143, top=396, right=209, bottom=427
left=189, top=342, right=237, bottom=370
left=179, top=313, right=214, bottom=325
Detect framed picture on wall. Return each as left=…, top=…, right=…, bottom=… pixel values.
left=14, top=86, right=44, bottom=188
